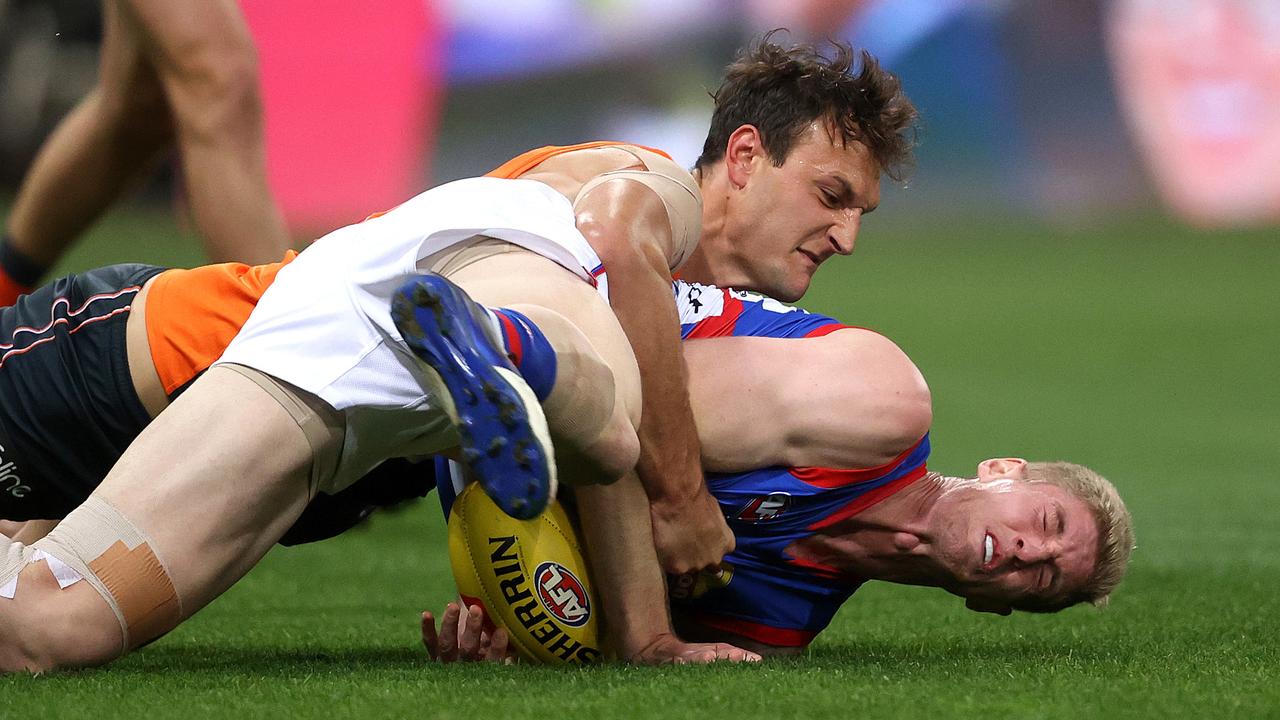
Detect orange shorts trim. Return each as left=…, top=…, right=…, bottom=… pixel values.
left=145, top=252, right=299, bottom=395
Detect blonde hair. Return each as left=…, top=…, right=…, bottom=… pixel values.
left=1023, top=461, right=1135, bottom=610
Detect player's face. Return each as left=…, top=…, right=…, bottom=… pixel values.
left=1109, top=0, right=1280, bottom=223
left=726, top=121, right=881, bottom=302
left=929, top=459, right=1100, bottom=613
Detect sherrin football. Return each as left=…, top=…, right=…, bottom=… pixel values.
left=447, top=483, right=603, bottom=665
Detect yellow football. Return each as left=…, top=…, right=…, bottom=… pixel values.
left=447, top=483, right=604, bottom=665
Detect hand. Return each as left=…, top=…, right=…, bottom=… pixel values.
left=650, top=488, right=735, bottom=575
left=628, top=633, right=761, bottom=665
left=421, top=602, right=517, bottom=664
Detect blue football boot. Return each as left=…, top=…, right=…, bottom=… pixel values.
left=391, top=273, right=555, bottom=519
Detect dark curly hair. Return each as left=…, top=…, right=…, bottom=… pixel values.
left=695, top=31, right=919, bottom=182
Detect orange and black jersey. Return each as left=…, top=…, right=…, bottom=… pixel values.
left=0, top=264, right=167, bottom=520
left=144, top=252, right=298, bottom=397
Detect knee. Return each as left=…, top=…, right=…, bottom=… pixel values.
left=93, top=78, right=175, bottom=149
left=163, top=36, right=263, bottom=139
left=0, top=568, right=122, bottom=673
left=589, top=414, right=641, bottom=482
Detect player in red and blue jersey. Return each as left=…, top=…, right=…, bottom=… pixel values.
left=663, top=280, right=931, bottom=649
left=425, top=279, right=1132, bottom=661
left=647, top=281, right=1125, bottom=654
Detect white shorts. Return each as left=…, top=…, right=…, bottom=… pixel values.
left=216, top=178, right=607, bottom=494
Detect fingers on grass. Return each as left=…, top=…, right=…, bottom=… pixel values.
left=459, top=604, right=485, bottom=660
left=421, top=611, right=439, bottom=660
left=439, top=602, right=462, bottom=662
left=488, top=627, right=512, bottom=663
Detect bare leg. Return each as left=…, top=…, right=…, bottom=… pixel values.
left=10, top=520, right=57, bottom=545
left=94, top=367, right=313, bottom=611
left=0, top=550, right=123, bottom=672
left=0, top=367, right=313, bottom=671
left=443, top=251, right=642, bottom=483
left=122, top=0, right=290, bottom=264
left=4, top=1, right=173, bottom=268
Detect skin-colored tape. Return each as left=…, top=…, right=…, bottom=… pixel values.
left=88, top=540, right=181, bottom=649
left=215, top=363, right=343, bottom=498
left=421, top=236, right=522, bottom=277
left=575, top=168, right=702, bottom=271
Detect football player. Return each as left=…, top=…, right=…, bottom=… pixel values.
left=422, top=281, right=1134, bottom=661
left=0, top=35, right=919, bottom=672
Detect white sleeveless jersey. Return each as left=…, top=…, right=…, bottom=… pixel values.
left=216, top=177, right=607, bottom=494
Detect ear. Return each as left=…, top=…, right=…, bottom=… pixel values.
left=965, top=596, right=1013, bottom=616
left=724, top=125, right=765, bottom=190
left=976, top=457, right=1028, bottom=483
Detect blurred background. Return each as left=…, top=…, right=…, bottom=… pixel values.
left=2, top=0, right=1279, bottom=234
left=1, top=1, right=1277, bottom=709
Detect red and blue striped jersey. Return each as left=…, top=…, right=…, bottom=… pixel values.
left=674, top=280, right=848, bottom=341
left=670, top=281, right=932, bottom=649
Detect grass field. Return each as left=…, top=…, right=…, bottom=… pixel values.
left=1, top=203, right=1277, bottom=718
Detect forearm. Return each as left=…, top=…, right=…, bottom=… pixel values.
left=671, top=611, right=803, bottom=657
left=574, top=473, right=673, bottom=659
left=606, top=253, right=702, bottom=504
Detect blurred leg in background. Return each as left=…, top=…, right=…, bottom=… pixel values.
left=0, top=0, right=289, bottom=306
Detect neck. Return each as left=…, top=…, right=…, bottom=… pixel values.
left=794, top=472, right=970, bottom=587
left=680, top=166, right=733, bottom=287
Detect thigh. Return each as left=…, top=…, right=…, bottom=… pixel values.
left=97, top=0, right=166, bottom=116
left=93, top=366, right=314, bottom=616
left=438, top=246, right=642, bottom=421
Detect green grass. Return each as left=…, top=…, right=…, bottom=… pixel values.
left=2, top=203, right=1278, bottom=718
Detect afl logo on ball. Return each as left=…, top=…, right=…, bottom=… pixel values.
left=535, top=561, right=591, bottom=627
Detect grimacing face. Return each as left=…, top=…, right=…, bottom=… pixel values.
left=722, top=121, right=881, bottom=302
left=929, top=459, right=1101, bottom=613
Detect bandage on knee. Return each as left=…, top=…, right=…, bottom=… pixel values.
left=1, top=538, right=33, bottom=598
left=1, top=540, right=83, bottom=599
left=29, top=496, right=182, bottom=651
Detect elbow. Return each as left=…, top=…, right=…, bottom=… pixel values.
left=881, top=376, right=933, bottom=457
left=890, top=396, right=932, bottom=451
left=880, top=341, right=933, bottom=453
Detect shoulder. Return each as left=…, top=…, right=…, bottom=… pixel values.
left=808, top=328, right=931, bottom=412
left=520, top=144, right=673, bottom=183
left=676, top=282, right=844, bottom=340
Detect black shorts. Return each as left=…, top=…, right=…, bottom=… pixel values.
left=0, top=263, right=166, bottom=521
left=0, top=262, right=435, bottom=540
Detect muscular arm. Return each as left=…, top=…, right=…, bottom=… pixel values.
left=574, top=475, right=758, bottom=664
left=684, top=329, right=932, bottom=472
left=571, top=175, right=731, bottom=574
left=575, top=474, right=672, bottom=658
